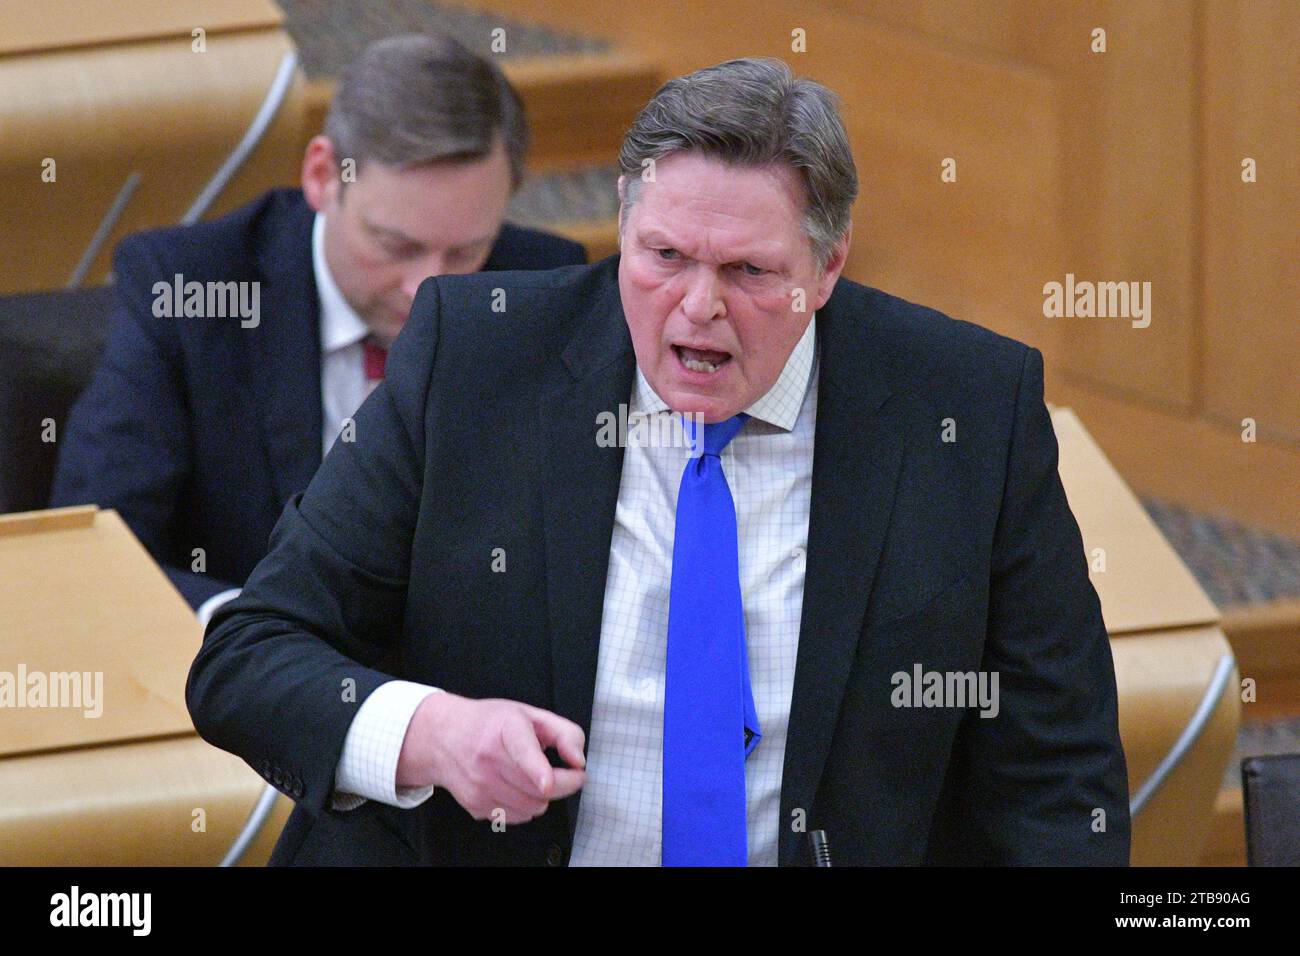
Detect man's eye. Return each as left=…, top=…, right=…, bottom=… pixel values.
left=741, top=263, right=767, bottom=276
left=654, top=248, right=679, bottom=261
left=449, top=243, right=488, bottom=263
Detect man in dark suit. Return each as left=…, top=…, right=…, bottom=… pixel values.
left=49, top=34, right=585, bottom=612
left=188, top=58, right=1131, bottom=866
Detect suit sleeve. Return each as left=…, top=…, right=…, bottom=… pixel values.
left=925, top=346, right=1132, bottom=865
left=47, top=238, right=235, bottom=608
left=186, top=276, right=442, bottom=817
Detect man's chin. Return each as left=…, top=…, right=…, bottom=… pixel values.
left=660, top=387, right=746, bottom=424
left=365, top=319, right=405, bottom=349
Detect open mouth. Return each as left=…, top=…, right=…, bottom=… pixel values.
left=673, top=344, right=732, bottom=375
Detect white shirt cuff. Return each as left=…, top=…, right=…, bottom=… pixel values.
left=331, top=680, right=442, bottom=811
left=196, top=588, right=242, bottom=628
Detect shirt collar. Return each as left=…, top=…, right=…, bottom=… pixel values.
left=313, top=212, right=370, bottom=354
left=630, top=314, right=817, bottom=433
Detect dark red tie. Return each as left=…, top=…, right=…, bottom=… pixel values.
left=362, top=337, right=387, bottom=381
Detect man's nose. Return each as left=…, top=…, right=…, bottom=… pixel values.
left=680, top=268, right=725, bottom=323
left=400, top=253, right=446, bottom=301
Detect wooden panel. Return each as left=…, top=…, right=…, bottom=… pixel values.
left=472, top=0, right=1066, bottom=374
left=1112, top=625, right=1239, bottom=866
left=550, top=220, right=620, bottom=262
left=505, top=53, right=663, bottom=171
left=1056, top=378, right=1300, bottom=539
left=1200, top=786, right=1246, bottom=866
left=0, top=736, right=291, bottom=865
left=838, top=35, right=1063, bottom=373
left=0, top=508, right=202, bottom=757
left=1222, top=599, right=1300, bottom=721
left=821, top=0, right=1073, bottom=64
left=797, top=0, right=1202, bottom=411
left=0, top=503, right=96, bottom=536
left=1025, top=1, right=1198, bottom=412
left=1054, top=407, right=1220, bottom=635
left=0, top=28, right=306, bottom=293
left=1201, top=0, right=1300, bottom=445
left=0, top=0, right=283, bottom=56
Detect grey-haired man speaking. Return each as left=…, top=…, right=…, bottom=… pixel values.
left=188, top=58, right=1130, bottom=866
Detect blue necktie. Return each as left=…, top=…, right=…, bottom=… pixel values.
left=662, top=413, right=760, bottom=866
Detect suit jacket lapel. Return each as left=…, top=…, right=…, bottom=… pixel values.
left=245, top=192, right=323, bottom=504
left=537, top=261, right=635, bottom=843
left=778, top=283, right=911, bottom=866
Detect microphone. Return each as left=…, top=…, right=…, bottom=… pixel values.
left=811, top=829, right=833, bottom=867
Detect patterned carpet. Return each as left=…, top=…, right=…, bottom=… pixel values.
left=1142, top=498, right=1300, bottom=609
left=507, top=163, right=622, bottom=226
left=1225, top=717, right=1300, bottom=790
left=1138, top=498, right=1300, bottom=788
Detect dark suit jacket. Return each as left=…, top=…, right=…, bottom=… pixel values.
left=48, top=188, right=586, bottom=607
left=187, top=255, right=1132, bottom=866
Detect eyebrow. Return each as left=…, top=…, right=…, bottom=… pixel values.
left=365, top=220, right=496, bottom=253
left=637, top=227, right=777, bottom=266
left=637, top=227, right=677, bottom=247
left=364, top=219, right=418, bottom=246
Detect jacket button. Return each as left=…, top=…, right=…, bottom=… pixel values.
left=546, top=844, right=565, bottom=866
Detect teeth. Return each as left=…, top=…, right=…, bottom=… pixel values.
left=683, top=357, right=719, bottom=373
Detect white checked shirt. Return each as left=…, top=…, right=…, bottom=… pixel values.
left=330, top=317, right=821, bottom=859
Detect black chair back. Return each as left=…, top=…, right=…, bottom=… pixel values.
left=0, top=285, right=112, bottom=513
left=1243, top=753, right=1300, bottom=866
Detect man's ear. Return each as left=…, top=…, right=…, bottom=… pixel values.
left=814, top=222, right=853, bottom=309
left=300, top=135, right=340, bottom=212
left=616, top=174, right=627, bottom=249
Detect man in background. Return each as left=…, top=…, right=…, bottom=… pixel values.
left=50, top=33, right=585, bottom=615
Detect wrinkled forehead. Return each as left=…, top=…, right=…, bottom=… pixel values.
left=625, top=151, right=807, bottom=208
left=622, top=155, right=811, bottom=260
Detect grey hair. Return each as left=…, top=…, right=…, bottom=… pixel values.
left=325, top=33, right=529, bottom=190
left=618, top=57, right=857, bottom=271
